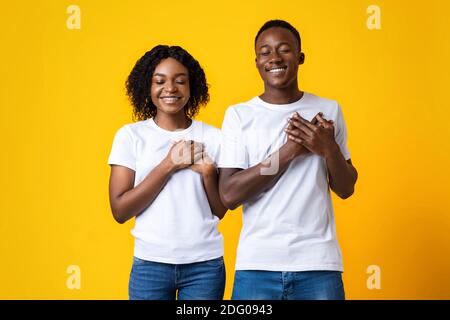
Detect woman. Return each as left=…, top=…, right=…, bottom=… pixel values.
left=108, top=45, right=227, bottom=300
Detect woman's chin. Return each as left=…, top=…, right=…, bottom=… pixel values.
left=158, top=105, right=185, bottom=115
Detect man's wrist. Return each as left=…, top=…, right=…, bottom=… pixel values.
left=278, top=142, right=300, bottom=165
left=324, top=142, right=341, bottom=161
left=202, top=165, right=218, bottom=179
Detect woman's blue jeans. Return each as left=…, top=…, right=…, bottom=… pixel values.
left=129, top=256, right=225, bottom=300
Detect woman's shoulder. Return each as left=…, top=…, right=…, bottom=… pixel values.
left=192, top=120, right=222, bottom=145
left=193, top=120, right=220, bottom=134
left=118, top=119, right=150, bottom=135
left=110, top=120, right=151, bottom=146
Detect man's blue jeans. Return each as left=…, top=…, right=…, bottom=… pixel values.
left=232, top=270, right=345, bottom=300
left=129, top=256, right=225, bottom=300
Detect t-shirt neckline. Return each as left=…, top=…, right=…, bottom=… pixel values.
left=147, top=118, right=195, bottom=135
left=255, top=92, right=310, bottom=111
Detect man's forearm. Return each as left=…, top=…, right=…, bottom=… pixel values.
left=325, top=143, right=358, bottom=199
left=220, top=143, right=308, bottom=209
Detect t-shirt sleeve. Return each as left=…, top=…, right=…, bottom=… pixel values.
left=108, top=125, right=136, bottom=171
left=217, top=107, right=248, bottom=169
left=335, top=104, right=351, bottom=161
left=202, top=127, right=222, bottom=165
left=210, top=129, right=222, bottom=164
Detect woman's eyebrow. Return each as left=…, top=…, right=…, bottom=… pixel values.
left=153, top=72, right=188, bottom=77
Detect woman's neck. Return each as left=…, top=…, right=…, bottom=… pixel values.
left=154, top=112, right=191, bottom=132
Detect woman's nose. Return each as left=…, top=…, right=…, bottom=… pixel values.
left=164, top=82, right=177, bottom=93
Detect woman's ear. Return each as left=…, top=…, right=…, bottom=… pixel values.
left=299, top=52, right=305, bottom=65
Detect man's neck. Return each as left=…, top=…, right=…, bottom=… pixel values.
left=260, top=85, right=304, bottom=105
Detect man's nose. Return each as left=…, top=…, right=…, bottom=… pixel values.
left=269, top=51, right=283, bottom=63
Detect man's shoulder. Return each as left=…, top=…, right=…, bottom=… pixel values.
left=305, top=92, right=339, bottom=110
left=224, top=97, right=260, bottom=117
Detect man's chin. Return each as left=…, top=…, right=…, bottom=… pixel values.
left=267, top=81, right=290, bottom=90
left=265, top=77, right=298, bottom=90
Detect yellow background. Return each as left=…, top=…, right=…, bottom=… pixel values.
left=1, top=0, right=449, bottom=299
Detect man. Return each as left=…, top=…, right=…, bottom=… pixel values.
left=218, top=20, right=358, bottom=300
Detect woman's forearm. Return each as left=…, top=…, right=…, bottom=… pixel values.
left=111, top=159, right=175, bottom=223
left=202, top=170, right=228, bottom=219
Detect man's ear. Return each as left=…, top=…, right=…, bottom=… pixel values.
left=299, top=52, right=305, bottom=65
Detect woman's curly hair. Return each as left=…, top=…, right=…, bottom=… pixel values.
left=126, top=45, right=210, bottom=121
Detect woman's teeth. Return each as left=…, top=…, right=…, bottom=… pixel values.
left=161, top=97, right=180, bottom=102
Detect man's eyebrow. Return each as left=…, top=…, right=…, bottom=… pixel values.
left=258, top=42, right=291, bottom=50
left=153, top=72, right=188, bottom=77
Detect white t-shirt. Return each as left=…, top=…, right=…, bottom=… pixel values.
left=218, top=92, right=351, bottom=272
left=108, top=118, right=224, bottom=264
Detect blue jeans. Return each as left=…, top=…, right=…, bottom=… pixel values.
left=232, top=270, right=345, bottom=300
left=129, top=256, right=225, bottom=300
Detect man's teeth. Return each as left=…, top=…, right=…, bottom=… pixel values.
left=268, top=67, right=286, bottom=73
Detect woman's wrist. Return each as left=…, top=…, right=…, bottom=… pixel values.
left=161, top=157, right=178, bottom=174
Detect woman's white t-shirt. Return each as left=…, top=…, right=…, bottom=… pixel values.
left=108, top=118, right=224, bottom=264
left=218, top=92, right=351, bottom=272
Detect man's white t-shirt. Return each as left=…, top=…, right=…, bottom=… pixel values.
left=108, top=118, right=224, bottom=264
left=218, top=92, right=351, bottom=272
